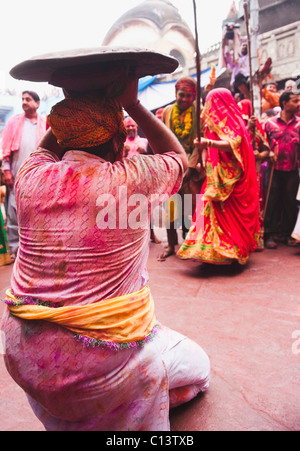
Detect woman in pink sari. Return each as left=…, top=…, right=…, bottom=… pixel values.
left=178, top=88, right=260, bottom=265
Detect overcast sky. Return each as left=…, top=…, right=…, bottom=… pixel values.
left=0, top=0, right=236, bottom=92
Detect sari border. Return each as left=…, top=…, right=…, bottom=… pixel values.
left=74, top=323, right=161, bottom=351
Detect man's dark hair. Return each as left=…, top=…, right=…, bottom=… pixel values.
left=234, top=73, right=249, bottom=92
left=264, top=109, right=276, bottom=117
left=22, top=90, right=40, bottom=102
left=279, top=90, right=299, bottom=109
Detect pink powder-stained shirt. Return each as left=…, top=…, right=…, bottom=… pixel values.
left=1, top=113, right=46, bottom=159
left=124, top=135, right=149, bottom=158
left=11, top=149, right=183, bottom=305
left=224, top=52, right=250, bottom=86
left=2, top=149, right=212, bottom=431
left=265, top=114, right=300, bottom=172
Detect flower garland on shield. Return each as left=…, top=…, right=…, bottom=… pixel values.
left=172, top=103, right=193, bottom=139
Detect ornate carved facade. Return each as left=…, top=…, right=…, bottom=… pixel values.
left=236, top=0, right=300, bottom=86
left=259, top=21, right=300, bottom=83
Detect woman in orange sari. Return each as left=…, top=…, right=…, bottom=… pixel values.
left=177, top=88, right=260, bottom=265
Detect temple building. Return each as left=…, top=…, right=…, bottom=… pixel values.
left=102, top=0, right=222, bottom=110
left=102, top=0, right=196, bottom=71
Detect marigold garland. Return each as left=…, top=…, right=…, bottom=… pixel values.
left=172, top=103, right=193, bottom=139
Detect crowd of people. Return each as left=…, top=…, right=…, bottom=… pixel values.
left=1, top=58, right=299, bottom=266
left=118, top=75, right=300, bottom=261
left=0, top=43, right=299, bottom=431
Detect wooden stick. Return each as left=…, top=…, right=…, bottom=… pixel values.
left=243, top=2, right=254, bottom=110
left=264, top=143, right=278, bottom=217
left=193, top=0, right=202, bottom=141
left=243, top=2, right=257, bottom=152
left=263, top=163, right=274, bottom=217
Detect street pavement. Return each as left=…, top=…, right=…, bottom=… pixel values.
left=0, top=228, right=300, bottom=431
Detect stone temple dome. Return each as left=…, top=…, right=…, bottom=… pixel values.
left=102, top=0, right=196, bottom=69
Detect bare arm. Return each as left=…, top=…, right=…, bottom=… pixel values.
left=38, top=129, right=65, bottom=159
left=119, top=78, right=188, bottom=172
left=192, top=137, right=232, bottom=170
left=195, top=137, right=232, bottom=152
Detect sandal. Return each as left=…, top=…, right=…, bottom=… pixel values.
left=287, top=237, right=298, bottom=247
left=265, top=238, right=277, bottom=249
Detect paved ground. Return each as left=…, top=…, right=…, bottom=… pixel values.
left=1, top=229, right=300, bottom=431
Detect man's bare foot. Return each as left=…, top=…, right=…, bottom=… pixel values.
left=157, top=246, right=175, bottom=261
left=150, top=230, right=161, bottom=244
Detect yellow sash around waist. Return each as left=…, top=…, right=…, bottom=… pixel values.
left=5, top=286, right=156, bottom=344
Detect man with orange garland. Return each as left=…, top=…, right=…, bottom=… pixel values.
left=159, top=77, right=203, bottom=260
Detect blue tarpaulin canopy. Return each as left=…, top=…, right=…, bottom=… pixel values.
left=137, top=65, right=223, bottom=111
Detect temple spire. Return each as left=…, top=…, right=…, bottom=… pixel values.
left=226, top=1, right=238, bottom=21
